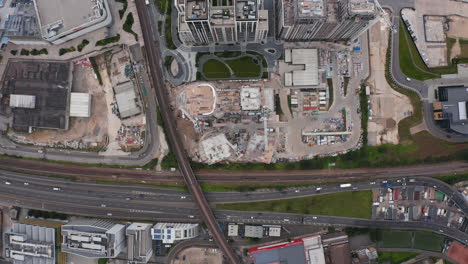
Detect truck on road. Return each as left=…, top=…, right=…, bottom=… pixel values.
left=340, top=184, right=352, bottom=188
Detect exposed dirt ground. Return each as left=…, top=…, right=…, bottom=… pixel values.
left=171, top=247, right=223, bottom=264
left=450, top=38, right=462, bottom=61
left=9, top=62, right=108, bottom=148
left=447, top=16, right=468, bottom=40
left=367, top=22, right=413, bottom=145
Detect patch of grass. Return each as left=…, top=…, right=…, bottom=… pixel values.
left=287, top=95, right=293, bottom=113
left=202, top=59, right=231, bottom=78
left=327, top=78, right=334, bottom=108
left=214, top=51, right=241, bottom=58
left=59, top=46, right=76, bottom=56
left=246, top=51, right=268, bottom=68
left=162, top=2, right=176, bottom=50
left=98, top=259, right=109, bottom=264
left=20, top=49, right=30, bottom=56
left=155, top=0, right=169, bottom=13
left=343, top=76, right=349, bottom=96
left=77, top=39, right=89, bottom=52
left=360, top=84, right=369, bottom=146
left=123, top=12, right=138, bottom=41
left=201, top=183, right=317, bottom=192
left=399, top=21, right=459, bottom=80
left=89, top=56, right=103, bottom=85
left=217, top=190, right=372, bottom=219
left=435, top=173, right=468, bottom=185
left=378, top=252, right=419, bottom=264
left=115, top=0, right=128, bottom=19
left=30, top=48, right=48, bottom=56
left=10, top=50, right=18, bottom=56
left=381, top=230, right=413, bottom=248
left=413, top=232, right=445, bottom=252
left=96, top=34, right=120, bottom=46
left=275, top=94, right=283, bottom=115
left=28, top=209, right=67, bottom=220
left=161, top=152, right=178, bottom=169
left=225, top=56, right=261, bottom=78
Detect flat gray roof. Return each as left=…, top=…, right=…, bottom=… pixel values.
left=442, top=86, right=468, bottom=134
left=34, top=0, right=102, bottom=36
left=252, top=243, right=306, bottom=264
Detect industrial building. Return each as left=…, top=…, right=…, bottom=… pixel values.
left=433, top=86, right=468, bottom=135
left=61, top=219, right=126, bottom=259
left=284, top=49, right=319, bottom=87
left=126, top=223, right=153, bottom=264
left=4, top=223, right=55, bottom=264
left=175, top=0, right=268, bottom=45
left=0, top=0, right=46, bottom=46
left=244, top=225, right=264, bottom=238
left=277, top=0, right=378, bottom=41
left=151, top=223, right=199, bottom=244
left=33, top=0, right=113, bottom=44
left=249, top=234, right=326, bottom=264
left=0, top=60, right=72, bottom=132
left=114, top=81, right=142, bottom=119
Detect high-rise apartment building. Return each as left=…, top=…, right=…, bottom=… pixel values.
left=175, top=0, right=268, bottom=45
left=277, top=0, right=377, bottom=41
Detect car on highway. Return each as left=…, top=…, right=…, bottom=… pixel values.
left=52, top=187, right=61, bottom=191
left=188, top=215, right=194, bottom=218
left=107, top=213, right=112, bottom=216
left=352, top=187, right=358, bottom=190
left=125, top=197, right=131, bottom=201
left=316, top=187, right=322, bottom=191
left=370, top=181, right=376, bottom=185
left=23, top=182, right=29, bottom=186
left=406, top=77, right=411, bottom=81
left=180, top=196, right=186, bottom=199
left=295, top=189, right=300, bottom=193
left=312, top=216, right=317, bottom=219
left=4, top=181, right=11, bottom=185
left=101, top=204, right=106, bottom=207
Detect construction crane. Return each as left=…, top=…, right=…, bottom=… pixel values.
left=374, top=0, right=396, bottom=33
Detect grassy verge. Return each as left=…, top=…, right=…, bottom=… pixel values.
left=96, top=34, right=120, bottom=46
left=399, top=20, right=458, bottom=80
left=343, top=76, right=349, bottom=96
left=202, top=59, right=231, bottom=78
left=30, top=48, right=48, bottom=56
left=378, top=252, right=419, bottom=264
left=435, top=173, right=468, bottom=185
left=123, top=12, right=138, bottom=41
left=216, top=190, right=372, bottom=219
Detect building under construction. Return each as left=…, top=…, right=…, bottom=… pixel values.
left=277, top=0, right=378, bottom=41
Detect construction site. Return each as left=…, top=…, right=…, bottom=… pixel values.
left=172, top=41, right=367, bottom=164
left=1, top=47, right=146, bottom=154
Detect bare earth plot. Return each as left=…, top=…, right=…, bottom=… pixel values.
left=367, top=22, right=413, bottom=145
left=171, top=247, right=223, bottom=264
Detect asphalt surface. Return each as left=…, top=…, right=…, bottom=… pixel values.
left=134, top=1, right=239, bottom=263
left=1, top=169, right=467, bottom=244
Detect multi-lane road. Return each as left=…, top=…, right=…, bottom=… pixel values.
left=0, top=169, right=467, bottom=243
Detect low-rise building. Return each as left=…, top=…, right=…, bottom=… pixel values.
left=151, top=223, right=199, bottom=244
left=126, top=223, right=153, bottom=264
left=244, top=225, right=263, bottom=238
left=4, top=223, right=55, bottom=264
left=61, top=219, right=126, bottom=259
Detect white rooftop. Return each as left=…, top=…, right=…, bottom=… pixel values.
left=10, top=94, right=36, bottom=108
left=70, top=93, right=91, bottom=117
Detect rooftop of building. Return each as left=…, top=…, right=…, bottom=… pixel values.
left=2, top=0, right=41, bottom=39
left=348, top=0, right=376, bottom=15
left=297, top=0, right=326, bottom=18
left=62, top=219, right=120, bottom=233
left=440, top=86, right=468, bottom=134
left=5, top=223, right=55, bottom=264
left=235, top=0, right=257, bottom=20
left=284, top=48, right=319, bottom=87
left=34, top=0, right=109, bottom=39
left=0, top=60, right=71, bottom=132
left=185, top=0, right=209, bottom=20
left=210, top=5, right=235, bottom=25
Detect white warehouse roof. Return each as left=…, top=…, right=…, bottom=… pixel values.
left=10, top=94, right=36, bottom=108
left=115, top=81, right=141, bottom=119
left=70, top=93, right=91, bottom=117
